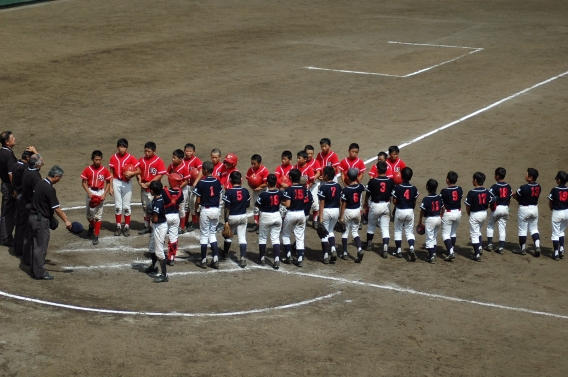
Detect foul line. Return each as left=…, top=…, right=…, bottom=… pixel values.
left=0, top=289, right=341, bottom=317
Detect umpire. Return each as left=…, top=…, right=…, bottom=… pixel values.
left=21, top=154, right=44, bottom=266
left=0, top=131, right=18, bottom=247
left=29, top=165, right=71, bottom=280
left=11, top=150, right=33, bottom=256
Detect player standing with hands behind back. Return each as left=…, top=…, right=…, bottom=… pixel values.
left=391, top=167, right=419, bottom=260
left=485, top=167, right=512, bottom=254
left=465, top=172, right=493, bottom=262
left=548, top=171, right=568, bottom=261
left=512, top=168, right=541, bottom=256
left=81, top=150, right=111, bottom=245
left=339, top=168, right=366, bottom=263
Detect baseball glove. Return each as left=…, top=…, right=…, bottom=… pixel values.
left=334, top=220, right=346, bottom=233
left=416, top=223, right=425, bottom=235
left=315, top=222, right=329, bottom=239
left=222, top=223, right=233, bottom=239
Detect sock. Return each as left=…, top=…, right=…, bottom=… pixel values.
left=444, top=239, right=453, bottom=254
left=160, top=259, right=167, bottom=276
left=94, top=221, right=102, bottom=236
left=342, top=238, right=348, bottom=253
left=312, top=211, right=319, bottom=222
left=125, top=215, right=131, bottom=227
left=383, top=237, right=389, bottom=247
left=354, top=236, right=361, bottom=249
left=553, top=241, right=559, bottom=256
left=168, top=241, right=178, bottom=261
left=284, top=244, right=291, bottom=254
left=478, top=235, right=482, bottom=245
left=321, top=242, right=328, bottom=255
left=560, top=236, right=565, bottom=251
left=519, top=236, right=527, bottom=249
left=151, top=253, right=158, bottom=269
left=239, top=244, right=247, bottom=258
left=211, top=242, right=219, bottom=257
left=254, top=215, right=259, bottom=225
left=115, top=214, right=122, bottom=227
left=451, top=236, right=456, bottom=246
left=473, top=243, right=481, bottom=256
left=366, top=233, right=374, bottom=244
left=498, top=240, right=505, bottom=249
left=179, top=217, right=186, bottom=229
left=408, top=239, right=415, bottom=248
left=184, top=212, right=190, bottom=225
left=427, top=248, right=434, bottom=258
left=259, top=244, right=267, bottom=258
left=298, top=249, right=304, bottom=259
left=200, top=244, right=207, bottom=260
left=192, top=214, right=197, bottom=224
left=395, top=240, right=402, bottom=249
left=224, top=240, right=231, bottom=254
left=532, top=233, right=540, bottom=247
left=329, top=237, right=336, bottom=250
left=274, top=244, right=281, bottom=260
left=487, top=236, right=493, bottom=245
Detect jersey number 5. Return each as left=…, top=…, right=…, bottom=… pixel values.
left=236, top=191, right=243, bottom=201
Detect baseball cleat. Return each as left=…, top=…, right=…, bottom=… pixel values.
left=444, top=253, right=455, bottom=262
left=114, top=227, right=122, bottom=236
left=122, top=227, right=130, bottom=237
left=428, top=255, right=436, bottom=264
left=295, top=259, right=303, bottom=268
left=167, top=260, right=175, bottom=266
left=92, top=236, right=99, bottom=245
left=484, top=243, right=494, bottom=252
left=178, top=227, right=185, bottom=235
left=340, top=252, right=349, bottom=260
left=534, top=247, right=541, bottom=257
left=186, top=223, right=196, bottom=232
left=144, top=265, right=159, bottom=274
left=259, top=257, right=266, bottom=266
left=395, top=250, right=402, bottom=258
left=330, top=250, right=337, bottom=263
left=323, top=256, right=329, bottom=264
left=154, top=274, right=169, bottom=283
left=355, top=251, right=364, bottom=263
left=554, top=254, right=560, bottom=261
left=409, top=246, right=416, bottom=262
left=195, top=259, right=208, bottom=269
left=240, top=257, right=247, bottom=268
left=495, top=247, right=504, bottom=255
left=364, top=242, right=372, bottom=251
left=138, top=227, right=150, bottom=235
left=470, top=254, right=481, bottom=262
left=209, top=259, right=219, bottom=269
left=382, top=250, right=389, bottom=259
left=512, top=248, right=526, bottom=255
left=273, top=260, right=280, bottom=270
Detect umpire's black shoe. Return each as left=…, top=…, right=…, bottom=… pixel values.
left=144, top=265, right=159, bottom=274
left=34, top=272, right=54, bottom=280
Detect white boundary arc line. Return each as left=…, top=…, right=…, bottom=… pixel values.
left=0, top=289, right=341, bottom=317
left=304, top=41, right=483, bottom=78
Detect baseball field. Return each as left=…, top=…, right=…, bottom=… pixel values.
left=1, top=0, right=568, bottom=375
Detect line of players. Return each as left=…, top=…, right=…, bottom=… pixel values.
left=77, top=137, right=567, bottom=283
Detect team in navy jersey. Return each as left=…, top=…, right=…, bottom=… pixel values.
left=317, top=166, right=342, bottom=264
left=339, top=169, right=366, bottom=262
left=222, top=171, right=251, bottom=267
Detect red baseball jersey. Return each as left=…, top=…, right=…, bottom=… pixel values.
left=212, top=161, right=224, bottom=181
left=316, top=150, right=340, bottom=169
left=293, top=163, right=315, bottom=183
left=183, top=156, right=203, bottom=184
left=167, top=163, right=190, bottom=180
left=81, top=165, right=111, bottom=190
left=246, top=165, right=269, bottom=183
left=339, top=157, right=367, bottom=174
left=368, top=163, right=393, bottom=179
left=220, top=166, right=239, bottom=189
left=109, top=153, right=140, bottom=181
left=138, top=155, right=167, bottom=182
left=274, top=164, right=293, bottom=188
left=386, top=158, right=406, bottom=178
left=305, top=159, right=322, bottom=174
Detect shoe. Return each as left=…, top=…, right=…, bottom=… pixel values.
left=273, top=260, right=280, bottom=269
left=382, top=250, right=389, bottom=259
left=248, top=224, right=259, bottom=233
left=87, top=225, right=94, bottom=237
left=34, top=272, right=54, bottom=280
left=92, top=236, right=99, bottom=245
left=283, top=255, right=293, bottom=264
left=554, top=254, right=560, bottom=261
left=330, top=250, right=337, bottom=263
left=259, top=257, right=266, bottom=266
left=340, top=252, right=348, bottom=260
left=395, top=251, right=402, bottom=258
left=429, top=255, right=436, bottom=264
left=186, top=223, right=196, bottom=232
left=154, top=274, right=169, bottom=283
left=123, top=227, right=130, bottom=237
left=364, top=242, right=372, bottom=251
left=240, top=257, right=247, bottom=268
left=209, top=259, right=219, bottom=269
left=535, top=247, right=541, bottom=257
left=484, top=243, right=494, bottom=252
left=409, top=247, right=416, bottom=262
left=323, top=256, right=329, bottom=264
left=114, top=227, right=122, bottom=236
left=495, top=247, right=504, bottom=255
left=167, top=260, right=175, bottom=266
left=144, top=265, right=159, bottom=274
left=561, top=250, right=565, bottom=259
left=355, top=251, right=364, bottom=263
left=444, top=253, right=455, bottom=262
left=470, top=254, right=481, bottom=262
left=178, top=227, right=185, bottom=235
left=512, top=248, right=526, bottom=255
left=138, top=227, right=150, bottom=235
left=195, top=260, right=208, bottom=269
left=296, top=259, right=303, bottom=268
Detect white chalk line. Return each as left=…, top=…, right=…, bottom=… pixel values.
left=0, top=289, right=341, bottom=317
left=55, top=243, right=199, bottom=254
left=304, top=41, right=483, bottom=77
left=247, top=265, right=568, bottom=320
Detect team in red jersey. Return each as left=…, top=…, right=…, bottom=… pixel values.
left=305, top=145, right=323, bottom=224
left=81, top=150, right=112, bottom=245
left=316, top=138, right=340, bottom=176
left=339, top=143, right=366, bottom=184
left=368, top=151, right=392, bottom=179
left=183, top=143, right=203, bottom=231
left=137, top=141, right=167, bottom=235
left=166, top=149, right=190, bottom=231
left=386, top=145, right=406, bottom=179
left=246, top=154, right=270, bottom=231
left=108, top=138, right=141, bottom=237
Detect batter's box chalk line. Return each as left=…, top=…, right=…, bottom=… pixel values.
left=304, top=41, right=483, bottom=77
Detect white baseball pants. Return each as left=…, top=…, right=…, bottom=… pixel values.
left=518, top=205, right=539, bottom=236
left=310, top=181, right=320, bottom=212
left=321, top=207, right=339, bottom=242
left=226, top=214, right=248, bottom=244
left=85, top=188, right=104, bottom=222
left=441, top=209, right=461, bottom=240
left=424, top=216, right=442, bottom=248
left=140, top=188, right=153, bottom=218
left=341, top=208, right=361, bottom=239
left=282, top=210, right=306, bottom=249
left=486, top=205, right=509, bottom=241
left=112, top=179, right=132, bottom=216
left=367, top=202, right=390, bottom=238
left=469, top=211, right=487, bottom=243
left=258, top=212, right=282, bottom=245
left=551, top=209, right=568, bottom=241
left=394, top=208, right=415, bottom=241
left=199, top=207, right=219, bottom=244
left=149, top=222, right=168, bottom=260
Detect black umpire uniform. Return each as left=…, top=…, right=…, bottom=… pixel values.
left=21, top=164, right=43, bottom=266
left=0, top=145, right=17, bottom=246
left=11, top=154, right=31, bottom=256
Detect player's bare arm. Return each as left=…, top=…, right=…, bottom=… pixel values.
left=283, top=198, right=291, bottom=209
left=466, top=204, right=471, bottom=216
left=363, top=191, right=370, bottom=211
left=108, top=168, right=115, bottom=196
left=224, top=207, right=230, bottom=224
left=418, top=209, right=425, bottom=225
left=339, top=201, right=346, bottom=222
left=319, top=199, right=325, bottom=223
left=81, top=179, right=93, bottom=199
left=102, top=180, right=111, bottom=200
left=193, top=169, right=203, bottom=188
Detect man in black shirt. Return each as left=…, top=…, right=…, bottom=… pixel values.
left=21, top=154, right=44, bottom=266
left=0, top=131, right=18, bottom=247
left=11, top=151, right=33, bottom=256
left=28, top=166, right=72, bottom=280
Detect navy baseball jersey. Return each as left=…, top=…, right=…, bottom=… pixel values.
left=420, top=194, right=444, bottom=217
left=303, top=189, right=314, bottom=216
left=163, top=188, right=184, bottom=215
left=465, top=187, right=493, bottom=212
left=516, top=183, right=541, bottom=206
left=489, top=182, right=512, bottom=206
left=548, top=186, right=568, bottom=210
left=340, top=183, right=365, bottom=210
left=365, top=177, right=394, bottom=203
left=256, top=189, right=284, bottom=213
left=317, top=182, right=342, bottom=208
left=283, top=184, right=310, bottom=211
left=392, top=184, right=419, bottom=209
left=193, top=177, right=222, bottom=207
left=151, top=197, right=167, bottom=224
left=223, top=186, right=251, bottom=215
left=440, top=185, right=463, bottom=210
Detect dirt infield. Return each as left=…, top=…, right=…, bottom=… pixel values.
left=1, top=0, right=568, bottom=375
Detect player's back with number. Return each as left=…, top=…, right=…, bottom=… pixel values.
left=489, top=182, right=512, bottom=206
left=341, top=183, right=365, bottom=209
left=465, top=187, right=492, bottom=212
left=284, top=184, right=309, bottom=211
left=516, top=182, right=541, bottom=206
left=440, top=185, right=463, bottom=210
left=223, top=186, right=250, bottom=215
left=318, top=181, right=342, bottom=209
left=257, top=189, right=283, bottom=213
left=194, top=176, right=222, bottom=207
left=392, top=183, right=419, bottom=209
left=367, top=177, right=394, bottom=203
